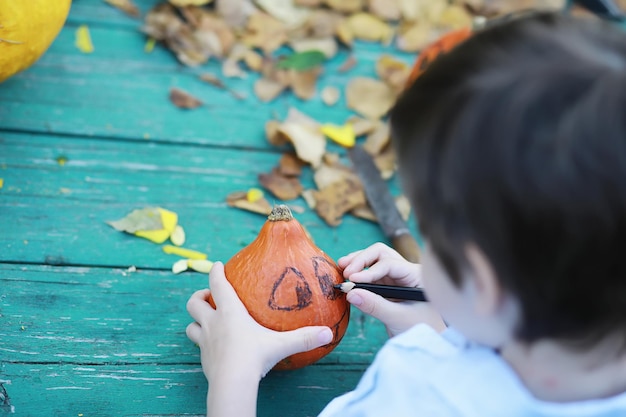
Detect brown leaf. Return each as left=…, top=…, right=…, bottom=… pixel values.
left=226, top=191, right=273, bottom=215
left=169, top=88, right=203, bottom=109
left=254, top=77, right=287, bottom=102
left=313, top=162, right=359, bottom=189
left=346, top=77, right=396, bottom=119
left=363, top=121, right=390, bottom=155
left=346, top=13, right=394, bottom=43
left=278, top=153, right=305, bottom=177
left=265, top=120, right=289, bottom=146
left=302, top=10, right=345, bottom=38
left=368, top=0, right=402, bottom=20
left=199, top=73, right=246, bottom=100
left=351, top=195, right=411, bottom=222
left=287, top=67, right=321, bottom=100
left=313, top=178, right=366, bottom=226
left=244, top=49, right=264, bottom=71
left=374, top=146, right=397, bottom=180
left=396, top=22, right=437, bottom=52
left=376, top=54, right=411, bottom=91
left=105, top=0, right=140, bottom=17
left=241, top=12, right=288, bottom=54
left=348, top=116, right=378, bottom=136
left=258, top=168, right=303, bottom=200
left=216, top=0, right=257, bottom=29
left=324, top=0, right=364, bottom=13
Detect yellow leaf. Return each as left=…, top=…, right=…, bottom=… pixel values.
left=0, top=178, right=3, bottom=189
left=131, top=207, right=178, bottom=244
left=162, top=245, right=208, bottom=260
left=346, top=13, right=393, bottom=43
left=321, top=123, right=356, bottom=148
left=246, top=188, right=264, bottom=203
left=144, top=38, right=156, bottom=53
left=75, top=25, right=94, bottom=54
left=170, top=225, right=186, bottom=246
left=187, top=259, right=214, bottom=273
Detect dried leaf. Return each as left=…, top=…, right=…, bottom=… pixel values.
left=244, top=50, right=264, bottom=71
left=303, top=10, right=344, bottom=38
left=348, top=116, right=378, bottom=136
left=242, top=12, right=288, bottom=54
left=325, top=0, right=364, bottom=13
left=335, top=19, right=354, bottom=46
left=289, top=37, right=338, bottom=59
left=376, top=55, right=411, bottom=91
left=75, top=25, right=94, bottom=54
left=226, top=190, right=273, bottom=215
left=169, top=88, right=203, bottom=109
left=351, top=195, right=411, bottom=222
left=321, top=86, right=340, bottom=106
left=395, top=194, right=411, bottom=222
left=321, top=123, right=356, bottom=147
left=265, top=120, right=288, bottom=146
left=163, top=245, right=208, bottom=260
left=313, top=178, right=366, bottom=226
left=199, top=73, right=246, bottom=100
left=363, top=121, right=390, bottom=155
left=255, top=0, right=311, bottom=28
left=0, top=178, right=3, bottom=189
left=278, top=122, right=326, bottom=167
left=301, top=189, right=317, bottom=209
left=346, top=13, right=393, bottom=43
left=346, top=77, right=396, bottom=120
left=254, top=77, right=287, bottom=102
left=217, top=0, right=257, bottom=29
left=108, top=207, right=178, bottom=244
left=399, top=0, right=447, bottom=22
left=313, top=162, right=359, bottom=189
left=278, top=153, right=304, bottom=177
left=396, top=22, right=436, bottom=52
left=374, top=146, right=397, bottom=180
left=105, top=0, right=140, bottom=17
left=259, top=168, right=303, bottom=200
left=368, top=0, right=401, bottom=20
left=338, top=55, right=357, bottom=73
left=285, top=107, right=321, bottom=130
left=296, top=0, right=322, bottom=6
left=287, top=67, right=321, bottom=100
left=438, top=5, right=473, bottom=29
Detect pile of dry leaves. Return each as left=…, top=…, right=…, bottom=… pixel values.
left=105, top=0, right=575, bottom=227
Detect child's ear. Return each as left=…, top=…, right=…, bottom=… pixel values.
left=464, top=243, right=503, bottom=317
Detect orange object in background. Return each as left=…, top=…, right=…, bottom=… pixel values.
left=0, top=0, right=72, bottom=82
left=406, top=27, right=473, bottom=87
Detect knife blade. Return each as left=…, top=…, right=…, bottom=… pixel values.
left=348, top=145, right=421, bottom=263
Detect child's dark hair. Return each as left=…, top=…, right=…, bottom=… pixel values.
left=391, top=12, right=626, bottom=346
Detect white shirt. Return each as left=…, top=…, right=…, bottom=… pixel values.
left=319, top=324, right=626, bottom=416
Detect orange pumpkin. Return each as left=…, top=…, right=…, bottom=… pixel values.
left=211, top=205, right=350, bottom=370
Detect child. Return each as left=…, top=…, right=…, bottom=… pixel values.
left=185, top=12, right=626, bottom=416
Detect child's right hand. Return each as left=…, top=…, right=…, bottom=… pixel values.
left=339, top=243, right=446, bottom=337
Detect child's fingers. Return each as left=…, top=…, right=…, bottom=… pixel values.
left=349, top=258, right=420, bottom=286
left=186, top=322, right=202, bottom=344
left=337, top=249, right=363, bottom=268
left=342, top=243, right=403, bottom=277
left=208, top=262, right=247, bottom=314
left=186, top=289, right=213, bottom=325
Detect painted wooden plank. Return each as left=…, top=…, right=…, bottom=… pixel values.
left=0, top=12, right=415, bottom=148
left=0, top=362, right=364, bottom=417
left=0, top=264, right=387, bottom=365
left=0, top=132, right=418, bottom=267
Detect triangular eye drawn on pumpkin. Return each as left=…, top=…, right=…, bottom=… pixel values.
left=268, top=267, right=313, bottom=311
left=312, top=256, right=342, bottom=300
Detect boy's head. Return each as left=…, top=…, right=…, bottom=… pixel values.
left=391, top=12, right=626, bottom=347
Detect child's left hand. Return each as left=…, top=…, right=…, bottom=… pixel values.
left=185, top=262, right=333, bottom=416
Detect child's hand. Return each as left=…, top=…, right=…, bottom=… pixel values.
left=185, top=262, right=333, bottom=416
left=339, top=243, right=445, bottom=337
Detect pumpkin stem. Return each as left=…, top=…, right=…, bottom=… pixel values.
left=268, top=205, right=294, bottom=222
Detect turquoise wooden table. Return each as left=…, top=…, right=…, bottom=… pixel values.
left=0, top=1, right=421, bottom=416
